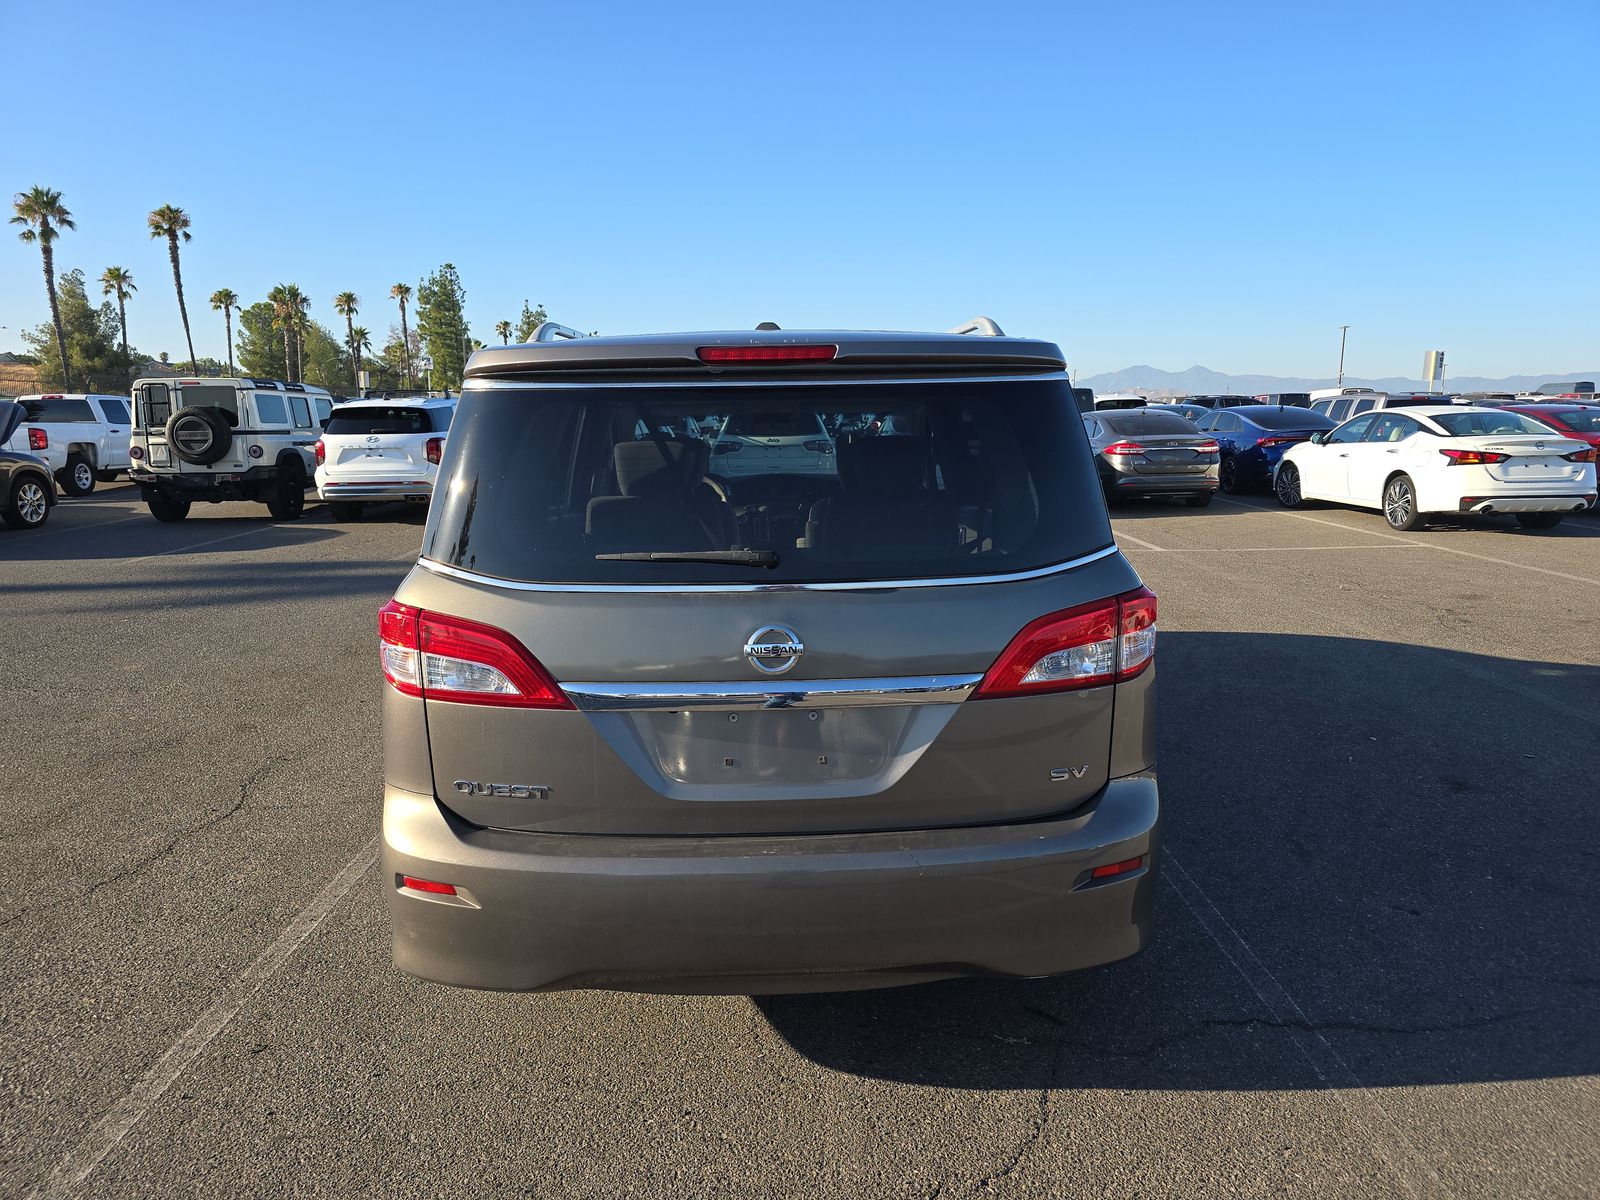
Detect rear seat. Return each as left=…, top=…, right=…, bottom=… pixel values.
left=587, top=439, right=736, bottom=551
left=806, top=437, right=957, bottom=560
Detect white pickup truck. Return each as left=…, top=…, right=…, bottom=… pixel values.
left=0, top=393, right=133, bottom=495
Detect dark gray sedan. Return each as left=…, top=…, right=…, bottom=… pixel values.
left=1083, top=407, right=1221, bottom=507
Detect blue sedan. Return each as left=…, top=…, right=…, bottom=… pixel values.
left=1195, top=405, right=1336, bottom=493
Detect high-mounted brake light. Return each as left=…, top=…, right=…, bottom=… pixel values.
left=1440, top=448, right=1509, bottom=466
left=697, top=345, right=837, bottom=363
left=975, top=586, right=1157, bottom=699
left=28, top=428, right=48, bottom=451
left=313, top=438, right=326, bottom=465
left=425, top=437, right=444, bottom=464
left=379, top=600, right=571, bottom=709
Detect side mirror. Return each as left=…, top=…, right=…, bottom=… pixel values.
left=1308, top=432, right=1327, bottom=445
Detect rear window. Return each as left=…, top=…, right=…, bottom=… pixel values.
left=324, top=406, right=436, bottom=435
left=1102, top=410, right=1198, bottom=435
left=1533, top=408, right=1600, bottom=433
left=179, top=385, right=240, bottom=423
left=22, top=396, right=95, bottom=422
left=1245, top=408, right=1335, bottom=430
left=1431, top=412, right=1551, bottom=437
left=423, top=380, right=1110, bottom=585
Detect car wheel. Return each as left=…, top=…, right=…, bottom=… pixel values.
left=1218, top=456, right=1242, bottom=494
left=61, top=454, right=96, bottom=497
left=1383, top=474, right=1425, bottom=531
left=146, top=493, right=191, bottom=523
left=1183, top=491, right=1215, bottom=508
left=1275, top=463, right=1303, bottom=508
left=3, top=476, right=50, bottom=529
left=328, top=501, right=364, bottom=522
left=266, top=464, right=306, bottom=521
left=1515, top=513, right=1563, bottom=530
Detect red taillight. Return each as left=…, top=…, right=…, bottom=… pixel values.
left=1440, top=448, right=1510, bottom=465
left=1564, top=447, right=1598, bottom=464
left=1194, top=439, right=1220, bottom=453
left=1090, top=856, right=1145, bottom=880
left=697, top=344, right=837, bottom=363
left=400, top=875, right=457, bottom=896
left=1257, top=435, right=1306, bottom=447
left=313, top=438, right=326, bottom=465
left=425, top=437, right=444, bottom=464
left=129, top=445, right=144, bottom=460
left=378, top=599, right=571, bottom=709
left=1101, top=441, right=1145, bottom=456
left=975, top=586, right=1157, bottom=699
left=28, top=427, right=48, bottom=451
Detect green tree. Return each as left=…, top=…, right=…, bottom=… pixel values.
left=20, top=268, right=142, bottom=393
left=209, top=288, right=239, bottom=375
left=495, top=319, right=513, bottom=344
left=11, top=186, right=76, bottom=389
left=297, top=319, right=352, bottom=392
left=267, top=285, right=295, bottom=380
left=515, top=299, right=548, bottom=342
left=236, top=301, right=287, bottom=378
left=100, top=266, right=137, bottom=386
left=147, top=204, right=197, bottom=372
left=333, top=291, right=360, bottom=386
left=390, top=282, right=413, bottom=387
left=416, top=264, right=470, bottom=390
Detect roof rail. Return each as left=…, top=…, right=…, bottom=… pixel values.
left=532, top=321, right=586, bottom=342
left=947, top=316, right=1006, bottom=337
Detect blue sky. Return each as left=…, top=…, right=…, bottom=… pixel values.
left=5, top=0, right=1596, bottom=379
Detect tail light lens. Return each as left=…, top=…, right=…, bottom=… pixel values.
left=314, top=439, right=326, bottom=465
left=378, top=600, right=572, bottom=709
left=28, top=428, right=47, bottom=451
left=975, top=586, right=1157, bottom=699
left=1194, top=440, right=1220, bottom=453
left=129, top=445, right=144, bottom=460
left=1101, top=441, right=1145, bottom=456
left=1440, top=448, right=1510, bottom=465
left=1562, top=447, right=1597, bottom=464
left=712, top=442, right=742, bottom=454
left=425, top=437, right=444, bottom=464
left=802, top=439, right=834, bottom=453
left=1256, top=435, right=1306, bottom=447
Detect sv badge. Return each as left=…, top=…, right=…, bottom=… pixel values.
left=1050, top=766, right=1090, bottom=782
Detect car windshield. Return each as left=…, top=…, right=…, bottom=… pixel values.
left=422, top=379, right=1110, bottom=585
left=1245, top=408, right=1336, bottom=430
left=325, top=406, right=435, bottom=435
left=1431, top=411, right=1556, bottom=436
left=1102, top=410, right=1198, bottom=435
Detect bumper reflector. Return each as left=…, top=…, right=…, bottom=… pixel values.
left=1090, top=856, right=1145, bottom=880
left=400, top=875, right=457, bottom=896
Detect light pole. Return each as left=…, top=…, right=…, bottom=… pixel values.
left=1337, top=325, right=1350, bottom=387
left=419, top=354, right=433, bottom=396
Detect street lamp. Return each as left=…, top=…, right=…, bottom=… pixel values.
left=1337, top=325, right=1350, bottom=387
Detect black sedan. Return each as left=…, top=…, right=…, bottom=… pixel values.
left=1083, top=407, right=1221, bottom=507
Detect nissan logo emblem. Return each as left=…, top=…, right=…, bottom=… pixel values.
left=744, top=625, right=803, bottom=675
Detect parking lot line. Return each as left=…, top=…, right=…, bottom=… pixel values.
left=122, top=526, right=287, bottom=565
left=1212, top=497, right=1600, bottom=588
left=1113, top=530, right=1167, bottom=552
left=30, top=839, right=380, bottom=1200
left=1121, top=543, right=1426, bottom=553
left=2, top=513, right=146, bottom=546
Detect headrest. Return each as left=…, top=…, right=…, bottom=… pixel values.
left=614, top=438, right=709, bottom=497
left=837, top=436, right=930, bottom=493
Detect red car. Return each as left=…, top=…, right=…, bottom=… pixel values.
left=1505, top=404, right=1600, bottom=451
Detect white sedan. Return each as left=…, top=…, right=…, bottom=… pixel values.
left=1273, top=406, right=1597, bottom=531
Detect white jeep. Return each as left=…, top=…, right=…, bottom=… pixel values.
left=129, top=377, right=333, bottom=522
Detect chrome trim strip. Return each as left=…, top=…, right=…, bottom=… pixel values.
left=460, top=373, right=1069, bottom=391
left=562, top=675, right=983, bottom=711
left=414, top=544, right=1119, bottom=594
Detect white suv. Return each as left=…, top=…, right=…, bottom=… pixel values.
left=129, top=377, right=333, bottom=522
left=314, top=397, right=454, bottom=520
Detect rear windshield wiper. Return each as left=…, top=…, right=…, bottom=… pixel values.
left=594, top=549, right=780, bottom=568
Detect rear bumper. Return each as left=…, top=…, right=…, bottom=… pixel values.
left=383, top=772, right=1160, bottom=994
left=1458, top=492, right=1595, bottom=514
left=130, top=464, right=291, bottom=500
left=317, top=479, right=434, bottom=502
left=1110, top=472, right=1218, bottom=493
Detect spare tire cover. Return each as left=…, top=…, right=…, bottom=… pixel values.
left=166, top=406, right=234, bottom=466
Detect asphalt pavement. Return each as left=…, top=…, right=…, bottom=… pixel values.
left=2, top=483, right=1596, bottom=1198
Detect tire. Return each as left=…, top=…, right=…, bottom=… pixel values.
left=60, top=454, right=96, bottom=497
left=1183, top=490, right=1215, bottom=508
left=3, top=475, right=51, bottom=529
left=266, top=462, right=306, bottom=521
left=165, top=406, right=235, bottom=466
left=328, top=501, right=365, bottom=522
left=146, top=492, right=191, bottom=523
left=1218, top=456, right=1243, bottom=494
left=1515, top=512, right=1563, bottom=530
left=1275, top=463, right=1303, bottom=508
left=1382, top=474, right=1425, bottom=531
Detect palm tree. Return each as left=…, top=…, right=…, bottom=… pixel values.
left=11, top=187, right=76, bottom=389
left=495, top=319, right=513, bottom=344
left=268, top=285, right=295, bottom=381
left=390, top=282, right=413, bottom=387
left=147, top=204, right=197, bottom=372
left=350, top=325, right=371, bottom=389
left=333, top=292, right=360, bottom=387
left=209, top=288, right=239, bottom=375
left=285, top=285, right=310, bottom=383
left=100, top=267, right=137, bottom=385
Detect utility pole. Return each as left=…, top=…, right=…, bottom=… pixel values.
left=1337, top=325, right=1350, bottom=387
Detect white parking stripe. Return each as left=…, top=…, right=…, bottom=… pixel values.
left=2, top=513, right=145, bottom=545
left=123, top=526, right=283, bottom=564
left=1212, top=497, right=1600, bottom=587
left=1163, top=852, right=1436, bottom=1197
left=30, top=840, right=379, bottom=1200
left=1121, top=544, right=1426, bottom=553
left=1113, top=530, right=1167, bottom=552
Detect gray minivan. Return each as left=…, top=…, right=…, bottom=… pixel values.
left=380, top=322, right=1160, bottom=993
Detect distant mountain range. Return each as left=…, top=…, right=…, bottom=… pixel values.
left=1077, top=365, right=1600, bottom=397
